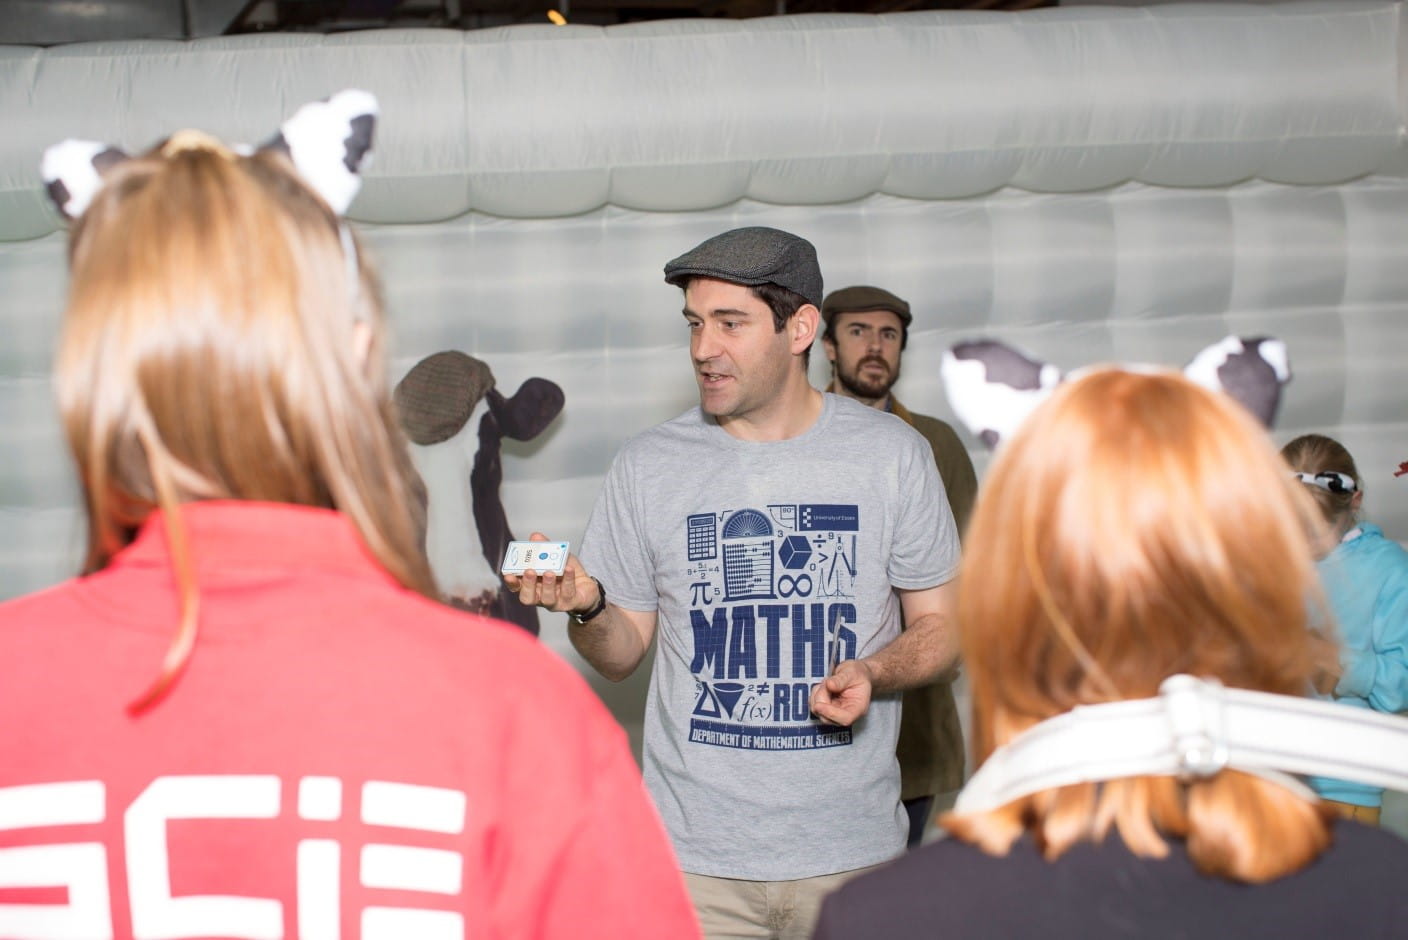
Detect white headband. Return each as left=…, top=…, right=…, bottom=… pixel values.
left=1293, top=471, right=1357, bottom=495
left=955, top=674, right=1408, bottom=815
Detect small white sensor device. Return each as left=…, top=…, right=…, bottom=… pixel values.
left=500, top=540, right=570, bottom=576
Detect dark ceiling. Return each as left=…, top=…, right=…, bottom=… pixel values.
left=1, top=0, right=1062, bottom=44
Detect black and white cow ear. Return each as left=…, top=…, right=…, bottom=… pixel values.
left=1183, top=336, right=1291, bottom=428
left=260, top=89, right=377, bottom=215
left=40, top=140, right=131, bottom=220
left=941, top=340, right=1063, bottom=449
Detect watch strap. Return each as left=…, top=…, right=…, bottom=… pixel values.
left=569, top=576, right=607, bottom=625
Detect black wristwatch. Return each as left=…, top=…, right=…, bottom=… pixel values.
left=569, top=577, right=608, bottom=625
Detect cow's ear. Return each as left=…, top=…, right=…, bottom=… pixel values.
left=1183, top=336, right=1290, bottom=428
left=489, top=378, right=566, bottom=441
left=941, top=340, right=1062, bottom=449
left=260, top=89, right=377, bottom=215
left=41, top=140, right=131, bottom=220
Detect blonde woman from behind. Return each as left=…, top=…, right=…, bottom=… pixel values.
left=0, top=94, right=697, bottom=940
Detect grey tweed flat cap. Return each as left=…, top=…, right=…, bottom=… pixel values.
left=663, top=226, right=823, bottom=308
left=821, top=285, right=912, bottom=327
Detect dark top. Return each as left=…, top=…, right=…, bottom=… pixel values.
left=888, top=397, right=977, bottom=799
left=813, top=823, right=1408, bottom=939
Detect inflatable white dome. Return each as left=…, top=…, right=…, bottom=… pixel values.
left=2, top=2, right=1405, bottom=639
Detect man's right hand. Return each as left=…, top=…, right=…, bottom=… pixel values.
left=504, top=533, right=656, bottom=682
left=503, top=532, right=599, bottom=618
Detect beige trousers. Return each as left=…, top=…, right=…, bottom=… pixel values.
left=683, top=864, right=884, bottom=940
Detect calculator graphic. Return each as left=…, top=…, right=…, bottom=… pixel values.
left=687, top=513, right=718, bottom=561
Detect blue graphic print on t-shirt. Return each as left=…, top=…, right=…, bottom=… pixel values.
left=684, top=504, right=860, bottom=751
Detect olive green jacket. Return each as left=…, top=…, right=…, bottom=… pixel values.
left=890, top=397, right=977, bottom=799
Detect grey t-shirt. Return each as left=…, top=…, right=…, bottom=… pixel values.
left=580, top=394, right=959, bottom=880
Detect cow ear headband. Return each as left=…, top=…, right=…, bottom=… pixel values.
left=1293, top=471, right=1357, bottom=495
left=40, top=88, right=377, bottom=221
left=940, top=335, right=1291, bottom=449
left=955, top=674, right=1408, bottom=814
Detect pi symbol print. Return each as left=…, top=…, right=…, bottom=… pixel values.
left=689, top=581, right=716, bottom=605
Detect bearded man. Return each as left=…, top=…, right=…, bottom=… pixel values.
left=821, top=284, right=978, bottom=848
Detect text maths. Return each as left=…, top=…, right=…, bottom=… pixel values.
left=688, top=602, right=857, bottom=680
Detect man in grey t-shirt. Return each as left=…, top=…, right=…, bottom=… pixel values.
left=508, top=226, right=960, bottom=939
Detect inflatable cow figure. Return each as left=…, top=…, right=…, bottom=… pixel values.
left=395, top=351, right=564, bottom=635
left=941, top=335, right=1291, bottom=448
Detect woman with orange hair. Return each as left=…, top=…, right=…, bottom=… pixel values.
left=814, top=360, right=1408, bottom=938
left=0, top=94, right=696, bottom=939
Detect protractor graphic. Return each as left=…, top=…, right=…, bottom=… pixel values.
left=721, top=508, right=772, bottom=539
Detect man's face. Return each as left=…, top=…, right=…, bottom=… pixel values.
left=824, top=309, right=904, bottom=403
left=683, top=278, right=796, bottom=423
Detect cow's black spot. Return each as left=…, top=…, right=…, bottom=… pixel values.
left=343, top=114, right=374, bottom=174
left=92, top=147, right=129, bottom=173
left=1216, top=338, right=1281, bottom=427
left=953, top=340, right=1046, bottom=391
left=45, top=179, right=72, bottom=217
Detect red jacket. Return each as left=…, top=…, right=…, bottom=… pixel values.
left=0, top=501, right=697, bottom=940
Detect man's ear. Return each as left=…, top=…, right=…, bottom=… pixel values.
left=1352, top=490, right=1364, bottom=513
left=821, top=333, right=838, bottom=365
left=792, top=304, right=820, bottom=356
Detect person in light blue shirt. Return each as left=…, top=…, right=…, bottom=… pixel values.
left=1283, top=433, right=1408, bottom=824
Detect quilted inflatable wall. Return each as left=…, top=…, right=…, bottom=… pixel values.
left=2, top=4, right=1406, bottom=718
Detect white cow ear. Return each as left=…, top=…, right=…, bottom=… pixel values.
left=40, top=140, right=131, bottom=220
left=1183, top=336, right=1291, bottom=428
left=260, top=89, right=377, bottom=215
left=941, top=340, right=1062, bottom=449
